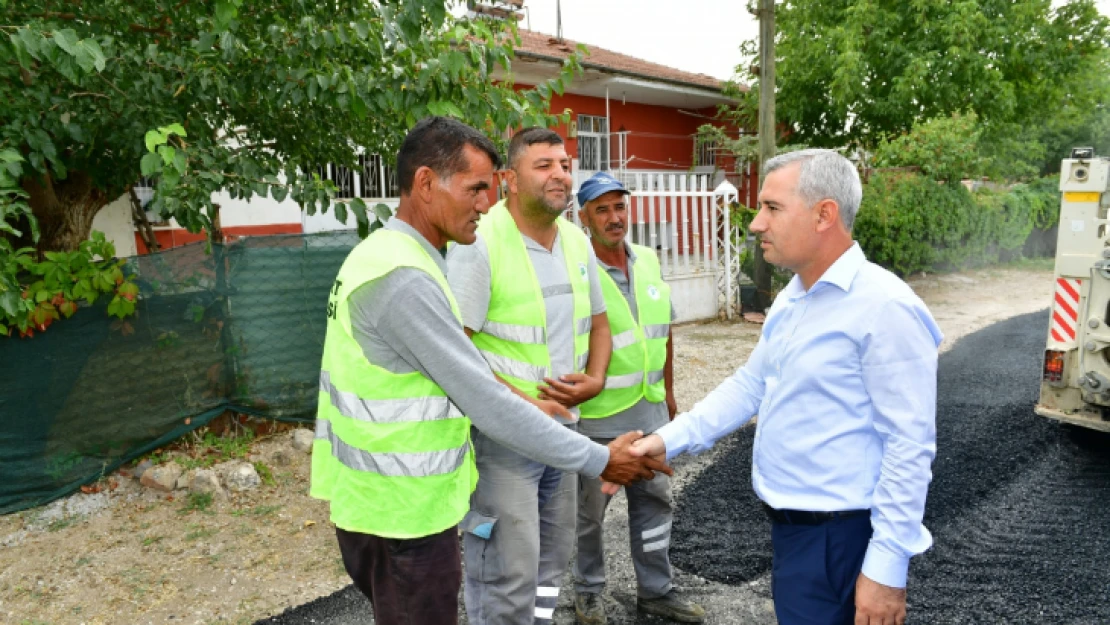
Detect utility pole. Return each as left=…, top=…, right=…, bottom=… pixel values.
left=556, top=0, right=563, bottom=41
left=752, top=0, right=776, bottom=311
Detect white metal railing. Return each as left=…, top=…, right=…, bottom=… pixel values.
left=568, top=170, right=744, bottom=318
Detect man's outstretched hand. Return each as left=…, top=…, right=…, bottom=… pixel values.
left=602, top=433, right=668, bottom=495
left=631, top=433, right=666, bottom=457
left=599, top=431, right=673, bottom=492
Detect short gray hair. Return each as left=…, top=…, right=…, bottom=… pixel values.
left=763, top=149, right=862, bottom=231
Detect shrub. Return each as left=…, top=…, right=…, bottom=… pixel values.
left=872, top=113, right=989, bottom=183
left=855, top=172, right=1059, bottom=275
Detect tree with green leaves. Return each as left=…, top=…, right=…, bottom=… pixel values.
left=726, top=0, right=1108, bottom=177
left=0, top=0, right=578, bottom=335
left=1, top=0, right=577, bottom=249
left=1035, top=48, right=1110, bottom=173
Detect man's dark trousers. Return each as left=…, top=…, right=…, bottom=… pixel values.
left=336, top=525, right=462, bottom=625
left=769, top=513, right=873, bottom=625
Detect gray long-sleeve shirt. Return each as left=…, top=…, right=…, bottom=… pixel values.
left=345, top=219, right=610, bottom=478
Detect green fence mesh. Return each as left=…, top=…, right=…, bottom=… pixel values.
left=0, top=231, right=361, bottom=515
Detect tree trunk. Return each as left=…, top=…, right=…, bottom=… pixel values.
left=129, top=186, right=160, bottom=254
left=22, top=171, right=113, bottom=253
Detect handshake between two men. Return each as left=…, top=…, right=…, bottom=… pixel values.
left=534, top=374, right=672, bottom=487
left=599, top=430, right=673, bottom=486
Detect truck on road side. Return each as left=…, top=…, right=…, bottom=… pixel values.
left=1036, top=147, right=1110, bottom=432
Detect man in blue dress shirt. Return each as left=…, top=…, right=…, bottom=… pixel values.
left=630, top=149, right=943, bottom=625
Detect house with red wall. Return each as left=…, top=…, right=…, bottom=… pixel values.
left=93, top=28, right=753, bottom=259
left=508, top=29, right=749, bottom=196
left=82, top=27, right=752, bottom=320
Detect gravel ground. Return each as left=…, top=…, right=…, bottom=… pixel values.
left=2, top=264, right=1068, bottom=625
left=264, top=267, right=1088, bottom=625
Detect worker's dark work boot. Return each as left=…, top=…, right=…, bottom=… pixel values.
left=636, top=590, right=706, bottom=623
left=574, top=591, right=606, bottom=625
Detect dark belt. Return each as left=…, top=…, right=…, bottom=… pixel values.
left=762, top=503, right=870, bottom=526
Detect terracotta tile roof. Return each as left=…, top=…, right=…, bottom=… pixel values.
left=514, top=29, right=731, bottom=93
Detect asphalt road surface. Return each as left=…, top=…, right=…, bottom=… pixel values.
left=259, top=310, right=1110, bottom=624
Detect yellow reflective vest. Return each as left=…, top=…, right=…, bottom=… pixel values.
left=470, top=200, right=593, bottom=399
left=580, top=244, right=671, bottom=418
left=310, top=228, right=476, bottom=538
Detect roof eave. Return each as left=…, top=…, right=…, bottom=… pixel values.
left=514, top=49, right=739, bottom=98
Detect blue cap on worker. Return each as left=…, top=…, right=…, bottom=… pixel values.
left=576, top=171, right=630, bottom=207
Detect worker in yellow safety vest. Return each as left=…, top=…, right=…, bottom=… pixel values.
left=310, top=117, right=671, bottom=625
left=572, top=172, right=706, bottom=624
left=448, top=127, right=616, bottom=624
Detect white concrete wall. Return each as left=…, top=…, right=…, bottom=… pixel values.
left=90, top=195, right=138, bottom=258
left=212, top=191, right=302, bottom=227
left=94, top=189, right=403, bottom=253
left=301, top=198, right=400, bottom=233
left=666, top=273, right=718, bottom=323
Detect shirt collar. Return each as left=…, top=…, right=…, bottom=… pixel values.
left=781, top=242, right=865, bottom=300
left=624, top=241, right=638, bottom=263
left=595, top=240, right=635, bottom=272
left=385, top=218, right=448, bottom=275
left=817, top=242, right=865, bottom=292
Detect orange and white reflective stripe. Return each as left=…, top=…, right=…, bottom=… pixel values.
left=1051, top=278, right=1082, bottom=344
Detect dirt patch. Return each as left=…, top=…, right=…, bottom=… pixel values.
left=0, top=261, right=1056, bottom=625
left=0, top=435, right=348, bottom=625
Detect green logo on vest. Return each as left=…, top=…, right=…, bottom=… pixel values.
left=578, top=262, right=588, bottom=280
left=647, top=284, right=660, bottom=300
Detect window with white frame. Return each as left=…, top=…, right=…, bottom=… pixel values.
left=577, top=114, right=609, bottom=171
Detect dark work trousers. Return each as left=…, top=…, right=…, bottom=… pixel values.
left=770, top=514, right=872, bottom=625
left=335, top=525, right=462, bottom=625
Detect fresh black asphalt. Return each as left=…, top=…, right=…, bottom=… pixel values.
left=259, top=309, right=1110, bottom=623
left=671, top=310, right=1110, bottom=622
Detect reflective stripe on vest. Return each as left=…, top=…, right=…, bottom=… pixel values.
left=478, top=349, right=548, bottom=383
left=612, top=328, right=638, bottom=350
left=604, top=368, right=666, bottom=390
left=320, top=370, right=462, bottom=424
left=314, top=418, right=469, bottom=477
left=310, top=228, right=476, bottom=539
left=482, top=320, right=546, bottom=344
left=471, top=200, right=593, bottom=398
left=579, top=244, right=671, bottom=418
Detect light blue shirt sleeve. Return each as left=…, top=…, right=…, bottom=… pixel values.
left=656, top=335, right=768, bottom=461
left=859, top=297, right=941, bottom=588
left=658, top=245, right=940, bottom=589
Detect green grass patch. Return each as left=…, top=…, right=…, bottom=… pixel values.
left=1000, top=255, right=1055, bottom=271
left=46, top=516, right=76, bottom=532
left=253, top=461, right=275, bottom=486
left=231, top=504, right=281, bottom=518
left=177, top=430, right=256, bottom=470
left=178, top=491, right=215, bottom=515
left=184, top=524, right=217, bottom=541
